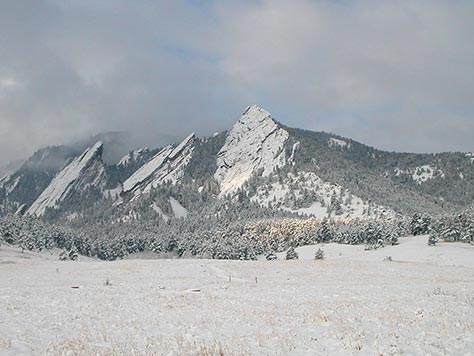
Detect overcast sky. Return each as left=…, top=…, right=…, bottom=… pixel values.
left=1, top=0, right=473, bottom=164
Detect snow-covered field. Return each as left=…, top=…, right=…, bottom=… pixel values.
left=1, top=237, right=474, bottom=356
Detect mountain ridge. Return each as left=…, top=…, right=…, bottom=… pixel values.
left=1, top=105, right=473, bottom=222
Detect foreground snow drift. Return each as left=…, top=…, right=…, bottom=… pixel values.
left=0, top=236, right=473, bottom=355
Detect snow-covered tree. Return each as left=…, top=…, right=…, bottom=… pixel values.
left=286, top=246, right=299, bottom=260
left=314, top=248, right=325, bottom=260
left=428, top=234, right=438, bottom=246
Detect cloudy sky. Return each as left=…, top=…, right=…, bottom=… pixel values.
left=1, top=0, right=473, bottom=163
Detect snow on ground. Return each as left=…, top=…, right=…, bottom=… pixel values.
left=411, top=165, right=445, bottom=184
left=169, top=197, right=188, bottom=219
left=1, top=237, right=474, bottom=356
left=394, top=165, right=444, bottom=185
left=276, top=235, right=474, bottom=268
left=250, top=171, right=393, bottom=219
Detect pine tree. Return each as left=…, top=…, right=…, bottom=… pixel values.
left=314, top=248, right=325, bottom=260
left=428, top=233, right=438, bottom=246
left=286, top=246, right=299, bottom=260
left=317, top=217, right=332, bottom=243
left=390, top=233, right=399, bottom=246
left=411, top=213, right=431, bottom=235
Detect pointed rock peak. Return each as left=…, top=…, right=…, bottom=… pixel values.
left=70, top=141, right=104, bottom=165
left=243, top=104, right=270, bottom=116
left=26, top=141, right=106, bottom=217
left=215, top=106, right=289, bottom=194
left=122, top=132, right=196, bottom=195
left=170, top=132, right=195, bottom=159
left=239, top=105, right=274, bottom=127
left=85, top=141, right=104, bottom=158
left=72, top=140, right=104, bottom=167
left=184, top=132, right=196, bottom=141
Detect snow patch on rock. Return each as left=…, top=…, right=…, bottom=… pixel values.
left=288, top=142, right=300, bottom=165
left=123, top=133, right=195, bottom=196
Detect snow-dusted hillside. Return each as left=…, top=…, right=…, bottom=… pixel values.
left=2, top=104, right=474, bottom=221
left=215, top=105, right=289, bottom=195
left=26, top=141, right=106, bottom=217
left=1, top=237, right=473, bottom=355
left=394, top=164, right=445, bottom=184
left=0, top=160, right=23, bottom=182
left=250, top=171, right=393, bottom=219
left=122, top=133, right=195, bottom=197
left=213, top=106, right=392, bottom=219
left=0, top=146, right=80, bottom=215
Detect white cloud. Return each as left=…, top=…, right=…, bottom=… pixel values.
left=0, top=0, right=473, bottom=163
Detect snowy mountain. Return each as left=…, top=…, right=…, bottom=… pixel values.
left=248, top=171, right=394, bottom=219
left=215, top=105, right=289, bottom=195
left=0, top=159, right=23, bottom=181
left=206, top=106, right=392, bottom=218
left=0, top=146, right=80, bottom=215
left=1, top=104, right=474, bottom=222
left=26, top=141, right=106, bottom=217
left=122, top=133, right=195, bottom=197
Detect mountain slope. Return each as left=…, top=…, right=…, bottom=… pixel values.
left=26, top=141, right=106, bottom=217
left=284, top=126, right=474, bottom=214
left=1, top=104, right=473, bottom=223
left=0, top=146, right=80, bottom=215
left=122, top=133, right=195, bottom=197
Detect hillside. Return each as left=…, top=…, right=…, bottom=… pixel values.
left=1, top=105, right=473, bottom=223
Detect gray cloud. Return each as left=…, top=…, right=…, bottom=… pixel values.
left=1, top=0, right=473, bottom=164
